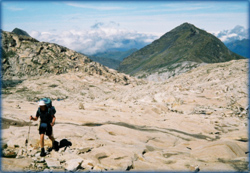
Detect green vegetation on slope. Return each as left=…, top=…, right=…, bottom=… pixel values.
left=12, top=28, right=31, bottom=37
left=118, top=23, right=245, bottom=75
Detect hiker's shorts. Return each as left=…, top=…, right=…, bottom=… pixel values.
left=39, top=123, right=53, bottom=136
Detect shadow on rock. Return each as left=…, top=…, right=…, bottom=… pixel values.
left=53, top=139, right=72, bottom=152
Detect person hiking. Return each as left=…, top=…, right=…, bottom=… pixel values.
left=30, top=99, right=56, bottom=157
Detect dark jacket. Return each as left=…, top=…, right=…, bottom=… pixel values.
left=36, top=107, right=56, bottom=124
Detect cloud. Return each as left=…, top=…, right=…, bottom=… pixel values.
left=213, top=25, right=248, bottom=43
left=91, top=21, right=120, bottom=29
left=30, top=22, right=158, bottom=55
left=29, top=21, right=248, bottom=56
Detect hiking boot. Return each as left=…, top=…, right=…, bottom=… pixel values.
left=47, top=147, right=53, bottom=152
left=40, top=148, right=46, bottom=157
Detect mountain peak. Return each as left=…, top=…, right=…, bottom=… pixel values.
left=12, top=28, right=30, bottom=37
left=173, top=22, right=196, bottom=30
left=118, top=23, right=245, bottom=78
left=179, top=22, right=194, bottom=27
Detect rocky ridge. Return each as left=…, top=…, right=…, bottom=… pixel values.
left=1, top=31, right=136, bottom=85
left=141, top=61, right=207, bottom=81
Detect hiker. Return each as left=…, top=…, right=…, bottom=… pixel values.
left=30, top=99, right=56, bottom=157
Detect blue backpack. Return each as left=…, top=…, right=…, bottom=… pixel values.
left=38, top=98, right=56, bottom=119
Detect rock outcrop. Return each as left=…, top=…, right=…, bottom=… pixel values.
left=1, top=31, right=137, bottom=85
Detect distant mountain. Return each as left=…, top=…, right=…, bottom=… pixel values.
left=118, top=22, right=245, bottom=80
left=92, top=48, right=138, bottom=61
left=12, top=28, right=31, bottom=37
left=88, top=56, right=121, bottom=70
left=225, top=39, right=249, bottom=58
left=88, top=49, right=138, bottom=69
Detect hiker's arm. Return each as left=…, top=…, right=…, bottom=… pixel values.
left=30, top=111, right=39, bottom=121
left=51, top=115, right=56, bottom=126
left=30, top=115, right=38, bottom=121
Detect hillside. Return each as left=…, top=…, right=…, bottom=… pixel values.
left=118, top=23, right=245, bottom=80
left=1, top=31, right=137, bottom=85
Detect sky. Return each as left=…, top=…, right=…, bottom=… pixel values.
left=1, top=1, right=249, bottom=55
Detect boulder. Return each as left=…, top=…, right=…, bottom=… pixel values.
left=93, top=164, right=107, bottom=171
left=78, top=102, right=85, bottom=110
left=2, top=143, right=8, bottom=149
left=191, top=140, right=246, bottom=161
left=33, top=157, right=45, bottom=163
left=45, top=158, right=62, bottom=169
left=16, top=149, right=25, bottom=159
left=65, top=158, right=83, bottom=171
left=29, top=149, right=39, bottom=157
left=2, top=149, right=17, bottom=158
left=81, top=159, right=95, bottom=170
left=189, top=165, right=200, bottom=172
left=59, top=152, right=83, bottom=163
left=77, top=147, right=92, bottom=154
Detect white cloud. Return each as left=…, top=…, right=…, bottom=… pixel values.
left=30, top=22, right=158, bottom=55
left=30, top=31, right=41, bottom=38
left=29, top=20, right=248, bottom=55
left=213, top=25, right=248, bottom=43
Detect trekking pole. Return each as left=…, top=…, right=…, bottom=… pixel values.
left=25, top=118, right=31, bottom=149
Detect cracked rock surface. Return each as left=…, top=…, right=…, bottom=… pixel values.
left=2, top=59, right=248, bottom=172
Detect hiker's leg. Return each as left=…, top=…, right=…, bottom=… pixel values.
left=47, top=125, right=54, bottom=145
left=49, top=135, right=59, bottom=151
left=40, top=134, right=46, bottom=157
left=40, top=134, right=45, bottom=148
left=49, top=135, right=55, bottom=143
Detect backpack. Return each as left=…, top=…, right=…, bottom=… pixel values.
left=38, top=98, right=56, bottom=119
